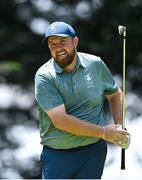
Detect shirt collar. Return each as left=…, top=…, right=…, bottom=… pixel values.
left=77, top=53, right=87, bottom=68
left=53, top=60, right=63, bottom=73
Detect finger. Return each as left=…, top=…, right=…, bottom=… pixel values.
left=116, top=133, right=128, bottom=140
left=118, top=141, right=123, bottom=147
left=113, top=138, right=126, bottom=146
left=116, top=124, right=122, bottom=129
left=113, top=140, right=120, bottom=146
left=113, top=134, right=129, bottom=144
left=117, top=136, right=130, bottom=148
left=119, top=130, right=130, bottom=136
left=120, top=142, right=129, bottom=149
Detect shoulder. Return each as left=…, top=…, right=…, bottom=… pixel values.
left=35, top=58, right=55, bottom=78
left=77, top=52, right=104, bottom=67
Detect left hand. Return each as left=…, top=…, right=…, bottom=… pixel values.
left=116, top=124, right=130, bottom=149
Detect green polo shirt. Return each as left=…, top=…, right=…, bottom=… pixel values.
left=35, top=52, right=118, bottom=149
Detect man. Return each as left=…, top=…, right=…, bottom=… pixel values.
left=35, top=21, right=130, bottom=179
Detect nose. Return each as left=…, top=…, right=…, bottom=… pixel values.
left=54, top=43, right=64, bottom=52
left=55, top=43, right=63, bottom=49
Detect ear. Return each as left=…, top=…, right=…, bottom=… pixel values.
left=73, top=37, right=78, bottom=47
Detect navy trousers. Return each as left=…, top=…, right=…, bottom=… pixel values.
left=41, top=139, right=107, bottom=179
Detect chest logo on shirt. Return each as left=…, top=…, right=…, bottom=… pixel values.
left=85, top=73, right=95, bottom=88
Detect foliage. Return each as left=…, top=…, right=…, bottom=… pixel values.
left=0, top=0, right=142, bottom=178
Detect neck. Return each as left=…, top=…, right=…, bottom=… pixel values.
left=64, top=53, right=77, bottom=73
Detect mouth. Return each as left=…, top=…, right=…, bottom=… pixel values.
left=57, top=51, right=67, bottom=58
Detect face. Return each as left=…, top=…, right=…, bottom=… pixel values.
left=48, top=36, right=78, bottom=68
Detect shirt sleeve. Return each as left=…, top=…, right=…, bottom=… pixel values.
left=99, top=60, right=118, bottom=95
left=35, top=74, right=64, bottom=112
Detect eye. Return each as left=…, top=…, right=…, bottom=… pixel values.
left=61, top=39, right=66, bottom=45
left=48, top=43, right=55, bottom=49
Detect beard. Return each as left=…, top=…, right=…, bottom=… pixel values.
left=52, top=48, right=76, bottom=69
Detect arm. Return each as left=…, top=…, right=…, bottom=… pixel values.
left=106, top=88, right=123, bottom=125
left=47, top=103, right=129, bottom=146
left=47, top=104, right=103, bottom=138
left=105, top=88, right=130, bottom=148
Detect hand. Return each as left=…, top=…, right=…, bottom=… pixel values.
left=102, top=124, right=130, bottom=148
left=116, top=124, right=130, bottom=149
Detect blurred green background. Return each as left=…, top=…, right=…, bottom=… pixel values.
left=0, top=0, right=142, bottom=179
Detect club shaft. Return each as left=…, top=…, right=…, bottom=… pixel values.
left=121, top=30, right=126, bottom=170
left=122, top=30, right=126, bottom=129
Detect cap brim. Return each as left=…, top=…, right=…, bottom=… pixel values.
left=42, top=34, right=69, bottom=45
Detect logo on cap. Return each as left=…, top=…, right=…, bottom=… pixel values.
left=50, top=24, right=56, bottom=34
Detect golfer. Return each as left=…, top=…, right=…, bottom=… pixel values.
left=35, top=21, right=130, bottom=179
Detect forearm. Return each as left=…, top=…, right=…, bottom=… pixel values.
left=56, top=113, right=103, bottom=138
left=50, top=111, right=130, bottom=147
left=47, top=105, right=103, bottom=138
left=47, top=104, right=130, bottom=147
left=107, top=88, right=123, bottom=124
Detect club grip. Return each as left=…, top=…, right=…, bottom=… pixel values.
left=121, top=148, right=125, bottom=170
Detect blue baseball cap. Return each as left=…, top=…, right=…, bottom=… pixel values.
left=42, top=21, right=76, bottom=43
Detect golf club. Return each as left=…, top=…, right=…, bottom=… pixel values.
left=118, top=25, right=126, bottom=170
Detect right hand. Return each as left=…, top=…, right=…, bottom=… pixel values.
left=102, top=124, right=130, bottom=148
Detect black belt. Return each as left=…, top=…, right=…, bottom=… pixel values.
left=43, top=139, right=102, bottom=151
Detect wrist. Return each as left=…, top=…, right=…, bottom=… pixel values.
left=100, top=126, right=105, bottom=139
